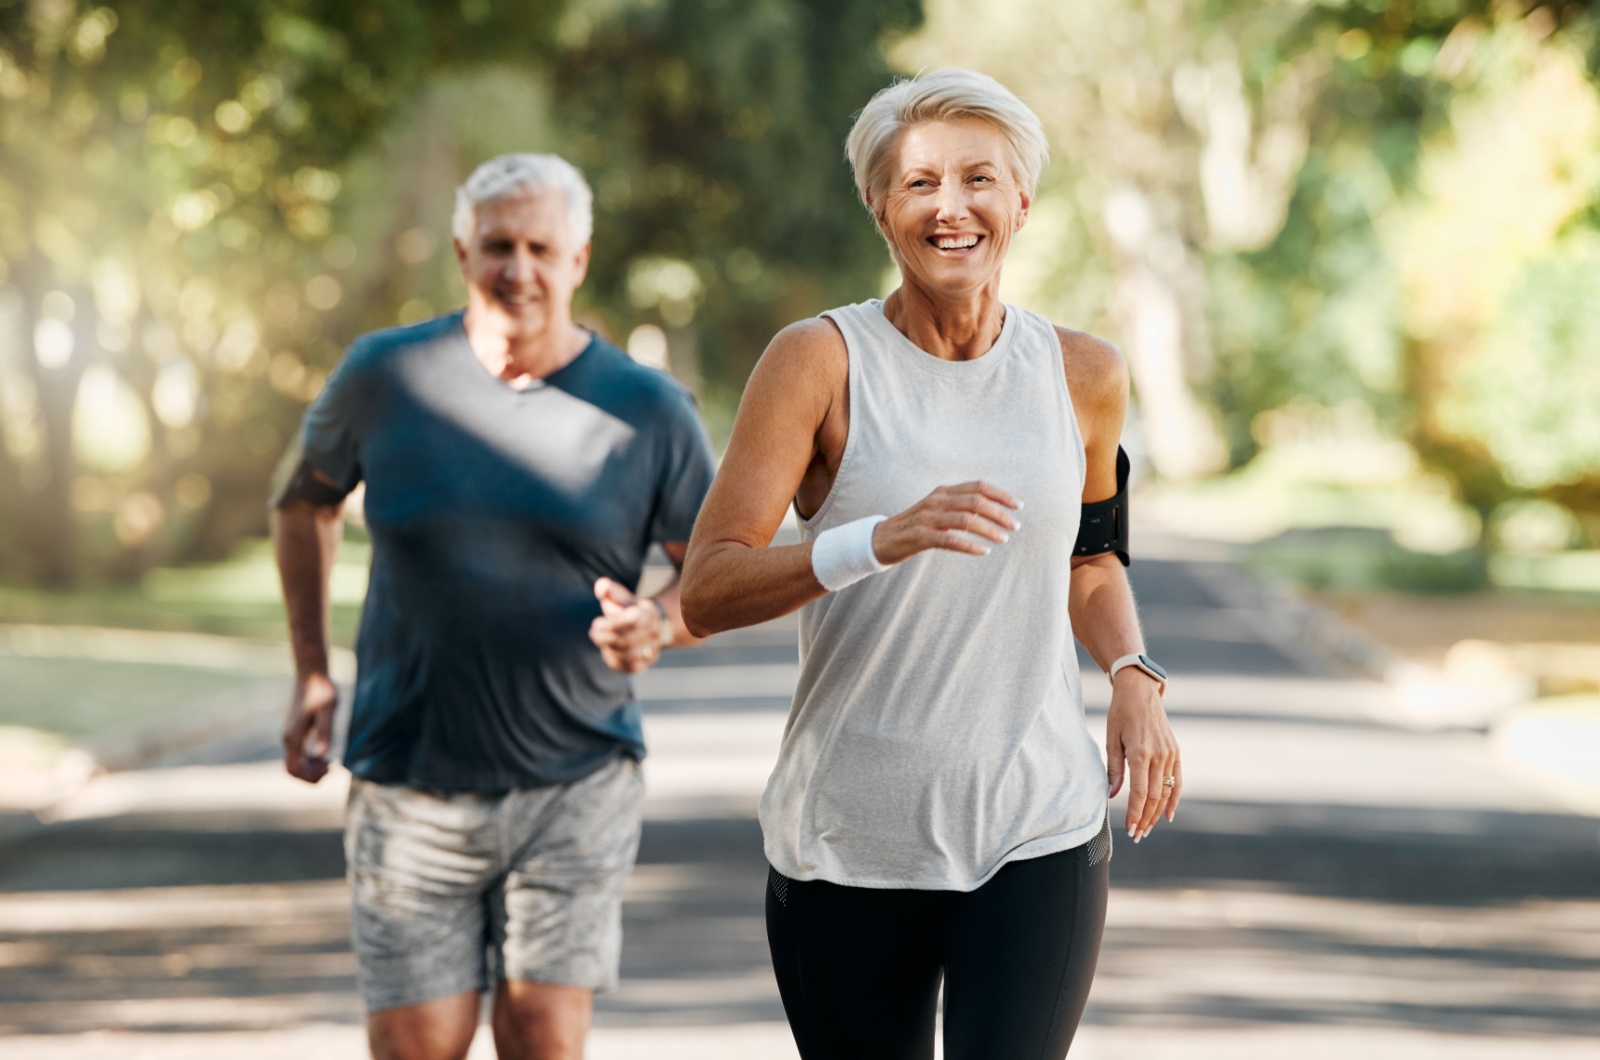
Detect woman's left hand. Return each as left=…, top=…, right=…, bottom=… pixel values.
left=1105, top=672, right=1181, bottom=841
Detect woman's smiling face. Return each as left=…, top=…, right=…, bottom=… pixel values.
left=874, top=118, right=1030, bottom=299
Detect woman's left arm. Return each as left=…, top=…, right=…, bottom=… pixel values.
left=1059, top=328, right=1182, bottom=842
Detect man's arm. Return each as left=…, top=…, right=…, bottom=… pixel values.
left=272, top=495, right=344, bottom=784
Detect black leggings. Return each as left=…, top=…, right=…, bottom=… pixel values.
left=766, top=820, right=1110, bottom=1060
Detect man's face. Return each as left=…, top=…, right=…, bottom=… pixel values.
left=454, top=189, right=590, bottom=337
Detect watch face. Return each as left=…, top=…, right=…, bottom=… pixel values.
left=1138, top=654, right=1168, bottom=680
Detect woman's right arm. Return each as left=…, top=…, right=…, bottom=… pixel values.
left=680, top=320, right=841, bottom=637
left=681, top=319, right=1020, bottom=637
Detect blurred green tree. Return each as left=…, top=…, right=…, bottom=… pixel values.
left=1231, top=1, right=1600, bottom=537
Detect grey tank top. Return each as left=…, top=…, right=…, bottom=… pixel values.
left=759, top=299, right=1109, bottom=890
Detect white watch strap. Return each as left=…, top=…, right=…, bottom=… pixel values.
left=1108, top=652, right=1162, bottom=689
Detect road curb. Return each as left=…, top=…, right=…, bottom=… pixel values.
left=0, top=683, right=293, bottom=848
left=1176, top=553, right=1401, bottom=682
left=85, top=681, right=287, bottom=773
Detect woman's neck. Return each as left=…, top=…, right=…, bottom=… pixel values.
left=881, top=278, right=1006, bottom=362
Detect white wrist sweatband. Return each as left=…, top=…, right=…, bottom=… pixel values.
left=811, top=515, right=889, bottom=592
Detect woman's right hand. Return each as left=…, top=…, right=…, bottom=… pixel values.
left=872, top=481, right=1021, bottom=565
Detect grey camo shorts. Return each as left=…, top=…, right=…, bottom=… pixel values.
left=344, top=755, right=644, bottom=1012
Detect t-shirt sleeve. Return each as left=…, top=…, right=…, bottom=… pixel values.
left=269, top=342, right=371, bottom=508
left=648, top=388, right=717, bottom=544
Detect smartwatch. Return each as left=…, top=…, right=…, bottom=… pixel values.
left=1108, top=652, right=1166, bottom=693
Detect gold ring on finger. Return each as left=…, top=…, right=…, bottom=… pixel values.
left=1162, top=776, right=1176, bottom=787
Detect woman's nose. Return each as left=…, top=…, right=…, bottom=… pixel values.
left=934, top=184, right=969, bottom=224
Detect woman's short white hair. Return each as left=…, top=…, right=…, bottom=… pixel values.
left=452, top=153, right=594, bottom=245
left=845, top=69, right=1049, bottom=214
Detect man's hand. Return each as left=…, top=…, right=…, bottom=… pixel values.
left=589, top=578, right=667, bottom=674
left=1105, top=671, right=1181, bottom=842
left=284, top=671, right=339, bottom=784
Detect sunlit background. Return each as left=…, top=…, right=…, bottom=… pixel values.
left=1, top=0, right=1598, bottom=1055
left=3, top=1, right=1600, bottom=580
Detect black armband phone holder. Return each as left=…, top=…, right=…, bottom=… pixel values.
left=1073, top=445, right=1130, bottom=567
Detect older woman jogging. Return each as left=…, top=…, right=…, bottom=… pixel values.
left=679, top=69, right=1181, bottom=1059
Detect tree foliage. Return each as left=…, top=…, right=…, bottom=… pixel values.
left=1233, top=0, right=1600, bottom=532
left=8, top=0, right=1596, bottom=589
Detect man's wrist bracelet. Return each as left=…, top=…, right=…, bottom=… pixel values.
left=811, top=515, right=889, bottom=592
left=648, top=597, right=673, bottom=648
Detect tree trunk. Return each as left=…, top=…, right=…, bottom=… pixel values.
left=1103, top=186, right=1226, bottom=481
left=13, top=259, right=90, bottom=586
left=0, top=299, right=27, bottom=576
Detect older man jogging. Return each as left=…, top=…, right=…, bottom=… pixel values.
left=271, top=153, right=715, bottom=1060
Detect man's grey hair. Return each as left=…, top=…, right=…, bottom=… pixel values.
left=452, top=153, right=595, bottom=246
left=845, top=69, right=1049, bottom=215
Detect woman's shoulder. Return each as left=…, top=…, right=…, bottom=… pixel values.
left=729, top=316, right=849, bottom=439
left=1049, top=323, right=1127, bottom=409
left=758, top=315, right=848, bottom=380
left=777, top=313, right=848, bottom=346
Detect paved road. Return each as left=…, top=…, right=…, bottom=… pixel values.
left=1, top=534, right=1597, bottom=1058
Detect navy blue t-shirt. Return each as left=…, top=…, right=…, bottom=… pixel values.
left=290, top=312, right=715, bottom=792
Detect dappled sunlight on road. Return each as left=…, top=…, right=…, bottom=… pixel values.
left=1097, top=887, right=1600, bottom=1036
left=0, top=880, right=357, bottom=1036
